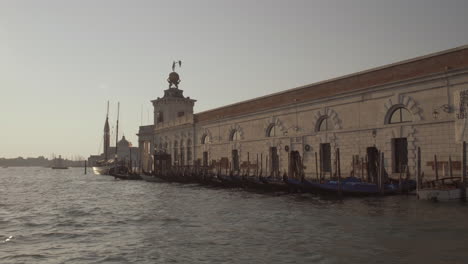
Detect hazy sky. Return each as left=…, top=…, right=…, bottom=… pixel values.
left=1, top=0, right=467, bottom=159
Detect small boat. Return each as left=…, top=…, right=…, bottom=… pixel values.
left=51, top=155, right=68, bottom=170
left=1, top=166, right=8, bottom=168
left=417, top=177, right=467, bottom=201
left=285, top=177, right=416, bottom=195
left=259, top=176, right=290, bottom=192
left=418, top=187, right=468, bottom=201
left=112, top=173, right=142, bottom=180
left=141, top=174, right=165, bottom=182
left=92, top=161, right=113, bottom=175
left=109, top=165, right=141, bottom=180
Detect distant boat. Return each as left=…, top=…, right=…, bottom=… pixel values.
left=92, top=160, right=114, bottom=175
left=93, top=101, right=111, bottom=175
left=51, top=155, right=68, bottom=170
left=1, top=166, right=7, bottom=168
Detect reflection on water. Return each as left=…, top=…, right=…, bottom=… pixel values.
left=0, top=167, right=467, bottom=264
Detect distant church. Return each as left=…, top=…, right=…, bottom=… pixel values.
left=88, top=108, right=139, bottom=166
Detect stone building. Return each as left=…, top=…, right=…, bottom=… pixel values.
left=138, top=45, right=468, bottom=180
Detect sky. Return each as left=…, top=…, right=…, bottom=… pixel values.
left=0, top=0, right=467, bottom=159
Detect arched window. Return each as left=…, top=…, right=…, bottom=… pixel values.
left=388, top=107, right=412, bottom=124
left=230, top=130, right=241, bottom=141
left=317, top=116, right=333, bottom=132
left=267, top=124, right=277, bottom=137
left=201, top=134, right=210, bottom=144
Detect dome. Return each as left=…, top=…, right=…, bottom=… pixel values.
left=118, top=136, right=132, bottom=147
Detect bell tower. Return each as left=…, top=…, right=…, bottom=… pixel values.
left=103, top=101, right=110, bottom=161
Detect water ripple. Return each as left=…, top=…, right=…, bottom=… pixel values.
left=1, top=167, right=468, bottom=263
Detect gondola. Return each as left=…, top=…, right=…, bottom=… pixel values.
left=285, top=176, right=416, bottom=195
left=141, top=174, right=165, bottom=182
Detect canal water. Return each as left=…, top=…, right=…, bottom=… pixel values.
left=1, top=167, right=467, bottom=264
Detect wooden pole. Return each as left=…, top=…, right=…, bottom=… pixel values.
left=319, top=146, right=323, bottom=180
left=247, top=152, right=250, bottom=176
left=434, top=154, right=439, bottom=181
left=377, top=152, right=381, bottom=193
left=260, top=153, right=263, bottom=178
left=84, top=160, right=87, bottom=174
left=352, top=155, right=355, bottom=177
left=266, top=156, right=269, bottom=177
left=315, top=152, right=319, bottom=182
left=256, top=153, right=259, bottom=177
left=379, top=152, right=385, bottom=195
left=462, top=141, right=467, bottom=202
left=360, top=157, right=364, bottom=181
left=365, top=154, right=369, bottom=182
left=399, top=160, right=403, bottom=194
left=449, top=155, right=453, bottom=178
left=277, top=151, right=281, bottom=179
left=336, top=148, right=342, bottom=196
left=417, top=147, right=421, bottom=193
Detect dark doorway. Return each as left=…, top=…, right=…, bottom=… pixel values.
left=320, top=143, right=331, bottom=172
left=392, top=138, right=408, bottom=173
left=154, top=152, right=172, bottom=174
left=289, top=151, right=303, bottom=180
left=202, top=152, right=208, bottom=167
left=367, top=146, right=379, bottom=182
left=270, top=147, right=279, bottom=177
left=232, top=149, right=240, bottom=171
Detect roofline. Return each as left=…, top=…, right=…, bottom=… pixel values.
left=195, top=44, right=468, bottom=116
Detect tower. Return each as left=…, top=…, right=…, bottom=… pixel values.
left=103, top=102, right=110, bottom=161
left=152, top=61, right=196, bottom=127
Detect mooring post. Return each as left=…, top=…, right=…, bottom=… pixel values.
left=336, top=148, right=342, bottom=196
left=377, top=153, right=381, bottom=194
left=379, top=152, right=385, bottom=195
left=434, top=154, right=439, bottom=181
left=315, top=152, right=319, bottom=182
left=319, top=147, right=323, bottom=181
left=260, top=153, right=263, bottom=179
left=365, top=154, right=369, bottom=183
left=361, top=157, right=364, bottom=181
left=417, top=147, right=421, bottom=193
left=352, top=155, right=355, bottom=177
left=247, top=152, right=250, bottom=177
left=256, top=153, right=259, bottom=177
left=399, top=162, right=403, bottom=194
left=84, top=160, right=87, bottom=174
left=266, top=156, right=269, bottom=177
left=449, top=155, right=453, bottom=178
left=462, top=141, right=467, bottom=202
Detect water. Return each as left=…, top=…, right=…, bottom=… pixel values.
left=1, top=167, right=467, bottom=264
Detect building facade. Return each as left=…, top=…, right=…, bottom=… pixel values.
left=138, top=46, right=468, bottom=180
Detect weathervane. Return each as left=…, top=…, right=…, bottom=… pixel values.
left=172, top=60, right=182, bottom=71
left=168, top=60, right=182, bottom=89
